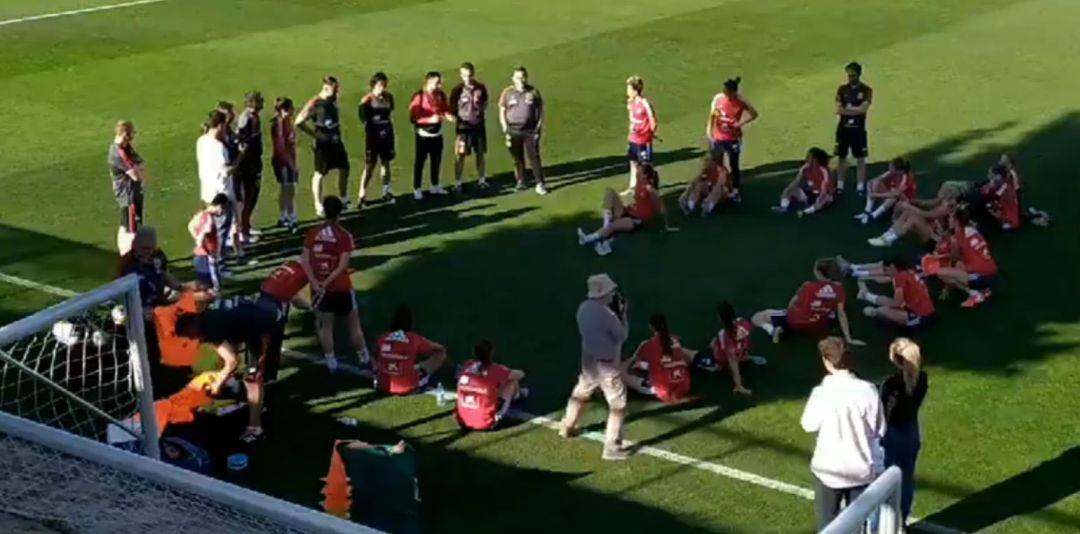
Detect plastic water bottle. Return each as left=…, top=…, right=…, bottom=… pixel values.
left=435, top=383, right=446, bottom=407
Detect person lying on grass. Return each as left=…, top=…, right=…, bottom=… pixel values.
left=623, top=313, right=694, bottom=404
left=772, top=147, right=836, bottom=218
left=374, top=306, right=448, bottom=396
left=855, top=157, right=917, bottom=225
left=455, top=340, right=527, bottom=431
left=679, top=157, right=733, bottom=217
left=751, top=258, right=865, bottom=346
left=848, top=257, right=936, bottom=331
left=576, top=163, right=674, bottom=256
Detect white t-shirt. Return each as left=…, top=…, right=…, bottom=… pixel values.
left=197, top=133, right=232, bottom=204
left=800, top=371, right=886, bottom=489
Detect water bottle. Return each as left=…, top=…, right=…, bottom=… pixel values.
left=435, top=383, right=446, bottom=407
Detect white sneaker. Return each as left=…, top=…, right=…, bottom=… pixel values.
left=325, top=355, right=339, bottom=373
left=535, top=183, right=549, bottom=196
left=341, top=198, right=352, bottom=210
left=315, top=206, right=325, bottom=218
left=862, top=306, right=877, bottom=318
left=595, top=240, right=613, bottom=256
left=748, top=355, right=768, bottom=366
left=577, top=228, right=588, bottom=246
left=868, top=237, right=889, bottom=247
left=413, top=189, right=424, bottom=200
left=602, top=445, right=631, bottom=461
left=429, top=185, right=448, bottom=195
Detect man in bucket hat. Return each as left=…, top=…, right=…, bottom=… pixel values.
left=559, top=274, right=632, bottom=460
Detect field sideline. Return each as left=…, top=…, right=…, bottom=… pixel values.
left=1, top=0, right=1079, bottom=533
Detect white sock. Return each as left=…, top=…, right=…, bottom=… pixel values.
left=602, top=210, right=613, bottom=227
left=865, top=307, right=879, bottom=318
left=852, top=269, right=871, bottom=278
left=584, top=232, right=601, bottom=244
left=802, top=206, right=818, bottom=215
left=864, top=197, right=874, bottom=213
left=704, top=201, right=716, bottom=213
left=857, top=182, right=866, bottom=192
left=687, top=201, right=696, bottom=211
left=968, top=289, right=981, bottom=298
left=780, top=198, right=791, bottom=210
left=760, top=323, right=776, bottom=336
left=838, top=180, right=846, bottom=190
left=881, top=229, right=899, bottom=244
left=866, top=293, right=883, bottom=305
left=871, top=205, right=889, bottom=219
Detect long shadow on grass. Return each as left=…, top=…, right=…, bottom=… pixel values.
left=257, top=360, right=718, bottom=534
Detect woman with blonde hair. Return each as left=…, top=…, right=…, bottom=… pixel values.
left=880, top=337, right=928, bottom=522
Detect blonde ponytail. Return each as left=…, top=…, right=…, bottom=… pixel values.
left=889, top=338, right=922, bottom=394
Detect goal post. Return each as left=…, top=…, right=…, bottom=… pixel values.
left=0, top=410, right=377, bottom=533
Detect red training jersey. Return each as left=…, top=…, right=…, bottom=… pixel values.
left=885, top=171, right=917, bottom=200
left=893, top=271, right=935, bottom=317
left=628, top=96, right=657, bottom=145
left=270, top=115, right=297, bottom=169
left=627, top=181, right=661, bottom=222
left=303, top=223, right=355, bottom=293
left=636, top=335, right=691, bottom=404
left=801, top=163, right=833, bottom=196
left=985, top=178, right=1021, bottom=229
left=787, top=281, right=847, bottom=332
left=954, top=225, right=998, bottom=276
left=713, top=318, right=753, bottom=364
left=375, top=330, right=438, bottom=395
left=190, top=211, right=219, bottom=257
left=710, top=93, right=748, bottom=142
left=260, top=260, right=308, bottom=303
left=409, top=90, right=450, bottom=126
left=456, top=359, right=513, bottom=431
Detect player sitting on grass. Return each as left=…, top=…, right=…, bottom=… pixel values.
left=188, top=194, right=231, bottom=291
left=576, top=164, right=669, bottom=256
left=374, top=306, right=448, bottom=396
left=979, top=163, right=1021, bottom=231
left=852, top=257, right=936, bottom=330
left=772, top=147, right=835, bottom=217
left=703, top=302, right=762, bottom=395
left=867, top=193, right=958, bottom=248
left=455, top=340, right=527, bottom=431
left=997, top=153, right=1050, bottom=227
left=174, top=295, right=277, bottom=443
left=751, top=258, right=865, bottom=346
left=623, top=313, right=694, bottom=404
left=679, top=158, right=732, bottom=216
left=925, top=208, right=998, bottom=308
left=855, top=157, right=916, bottom=224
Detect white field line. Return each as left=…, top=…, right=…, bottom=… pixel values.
left=0, top=0, right=168, bottom=28
left=4, top=276, right=962, bottom=533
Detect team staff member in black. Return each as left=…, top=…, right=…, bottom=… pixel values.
left=450, top=62, right=490, bottom=191
left=358, top=72, right=396, bottom=205
left=108, top=120, right=146, bottom=255
left=835, top=62, right=873, bottom=194
left=499, top=66, right=547, bottom=196
left=408, top=71, right=455, bottom=200
left=296, top=76, right=351, bottom=216
left=236, top=91, right=264, bottom=244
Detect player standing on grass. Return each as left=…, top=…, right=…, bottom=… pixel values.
left=499, top=66, right=548, bottom=195
left=835, top=62, right=873, bottom=194
left=296, top=76, right=350, bottom=216
left=751, top=259, right=865, bottom=346
left=409, top=71, right=455, bottom=200
left=450, top=62, right=490, bottom=192
left=108, top=120, right=146, bottom=255
left=271, top=97, right=299, bottom=231
left=358, top=72, right=396, bottom=205
left=623, top=75, right=657, bottom=195
left=707, top=77, right=758, bottom=201
left=301, top=196, right=369, bottom=371
left=236, top=91, right=264, bottom=245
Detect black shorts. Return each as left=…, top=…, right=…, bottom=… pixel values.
left=799, top=186, right=819, bottom=206
left=314, top=142, right=350, bottom=174
left=628, top=142, right=653, bottom=164
left=456, top=126, right=487, bottom=156
left=118, top=202, right=143, bottom=232
left=709, top=139, right=741, bottom=162
left=365, top=132, right=396, bottom=164
left=315, top=290, right=357, bottom=317
left=507, top=131, right=540, bottom=162
left=835, top=127, right=868, bottom=159
left=273, top=164, right=298, bottom=185
left=236, top=160, right=262, bottom=184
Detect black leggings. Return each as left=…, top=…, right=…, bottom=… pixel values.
left=711, top=140, right=742, bottom=190
left=414, top=134, right=443, bottom=189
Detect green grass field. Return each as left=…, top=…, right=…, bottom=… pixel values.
left=2, top=0, right=1079, bottom=532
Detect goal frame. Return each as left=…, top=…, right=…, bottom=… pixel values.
left=0, top=274, right=160, bottom=459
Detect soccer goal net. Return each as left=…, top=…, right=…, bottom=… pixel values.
left=0, top=275, right=376, bottom=533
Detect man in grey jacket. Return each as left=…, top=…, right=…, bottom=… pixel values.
left=559, top=273, right=631, bottom=461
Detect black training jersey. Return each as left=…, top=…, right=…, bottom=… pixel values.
left=359, top=92, right=395, bottom=138
left=310, top=97, right=343, bottom=144
left=836, top=82, right=872, bottom=130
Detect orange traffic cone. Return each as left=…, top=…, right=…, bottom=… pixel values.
left=321, top=440, right=352, bottom=518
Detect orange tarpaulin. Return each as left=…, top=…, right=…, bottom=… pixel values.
left=153, top=291, right=201, bottom=367
left=136, top=372, right=218, bottom=438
